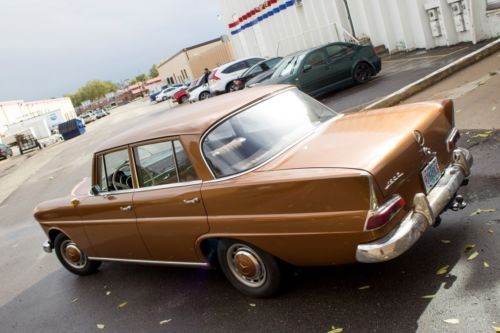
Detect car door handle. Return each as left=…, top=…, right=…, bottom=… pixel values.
left=120, top=205, right=133, bottom=211
left=183, top=197, right=200, bottom=205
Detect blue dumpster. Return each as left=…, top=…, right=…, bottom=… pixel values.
left=58, top=118, right=86, bottom=141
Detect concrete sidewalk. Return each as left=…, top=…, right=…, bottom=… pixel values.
left=404, top=51, right=500, bottom=130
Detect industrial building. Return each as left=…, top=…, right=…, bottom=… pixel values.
left=157, top=36, right=234, bottom=84
left=217, top=0, right=500, bottom=58
left=0, top=97, right=76, bottom=137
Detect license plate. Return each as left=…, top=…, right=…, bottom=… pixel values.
left=421, top=157, right=441, bottom=193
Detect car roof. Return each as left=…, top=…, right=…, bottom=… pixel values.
left=219, top=56, right=265, bottom=69
left=97, top=85, right=292, bottom=153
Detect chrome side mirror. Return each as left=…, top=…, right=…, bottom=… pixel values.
left=90, top=185, right=101, bottom=196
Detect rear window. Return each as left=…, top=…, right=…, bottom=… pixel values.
left=202, top=89, right=338, bottom=178
left=222, top=61, right=248, bottom=74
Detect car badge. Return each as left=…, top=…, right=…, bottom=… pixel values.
left=413, top=130, right=425, bottom=147
left=385, top=172, right=404, bottom=190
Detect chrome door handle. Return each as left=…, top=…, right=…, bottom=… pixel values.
left=183, top=197, right=200, bottom=205
left=120, top=205, right=133, bottom=211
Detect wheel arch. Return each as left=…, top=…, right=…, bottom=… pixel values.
left=351, top=59, right=376, bottom=76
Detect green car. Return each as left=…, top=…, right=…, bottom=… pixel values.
left=259, top=42, right=381, bottom=97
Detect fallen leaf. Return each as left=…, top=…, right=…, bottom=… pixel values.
left=483, top=261, right=490, bottom=268
left=159, top=319, right=172, bottom=325
left=421, top=294, right=435, bottom=299
left=117, top=302, right=128, bottom=309
left=436, top=265, right=449, bottom=275
left=444, top=318, right=460, bottom=324
left=441, top=240, right=451, bottom=244
left=470, top=208, right=497, bottom=216
left=49, top=176, right=54, bottom=180
left=467, top=251, right=479, bottom=261
left=71, top=298, right=79, bottom=303
left=358, top=285, right=370, bottom=290
left=492, top=326, right=500, bottom=332
left=97, top=324, right=106, bottom=329
left=492, top=106, right=497, bottom=112
left=464, top=244, right=476, bottom=253
left=249, top=303, right=256, bottom=307
left=327, top=326, right=344, bottom=333
left=488, top=229, right=494, bottom=234
left=456, top=109, right=462, bottom=113
left=105, top=291, right=111, bottom=296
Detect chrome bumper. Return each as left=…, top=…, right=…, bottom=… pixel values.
left=43, top=240, right=53, bottom=253
left=356, top=148, right=473, bottom=263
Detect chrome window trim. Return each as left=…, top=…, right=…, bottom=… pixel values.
left=199, top=87, right=343, bottom=182
left=88, top=256, right=209, bottom=268
left=446, top=127, right=459, bottom=152
left=90, top=180, right=202, bottom=196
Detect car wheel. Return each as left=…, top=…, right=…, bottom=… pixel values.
left=162, top=96, right=167, bottom=101
left=353, top=62, right=372, bottom=84
left=199, top=91, right=210, bottom=100
left=217, top=239, right=281, bottom=298
left=54, top=233, right=101, bottom=276
left=227, top=82, right=239, bottom=92
left=180, top=95, right=189, bottom=104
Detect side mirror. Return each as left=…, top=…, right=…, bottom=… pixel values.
left=303, top=64, right=312, bottom=73
left=90, top=185, right=101, bottom=196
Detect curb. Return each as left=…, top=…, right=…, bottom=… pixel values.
left=364, top=38, right=500, bottom=110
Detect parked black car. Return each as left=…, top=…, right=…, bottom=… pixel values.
left=0, top=143, right=13, bottom=160
left=231, top=57, right=282, bottom=91
left=257, top=42, right=381, bottom=97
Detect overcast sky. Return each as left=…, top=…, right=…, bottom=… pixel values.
left=0, top=0, right=225, bottom=101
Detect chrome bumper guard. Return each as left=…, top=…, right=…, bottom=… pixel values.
left=43, top=240, right=53, bottom=253
left=356, top=148, right=473, bottom=263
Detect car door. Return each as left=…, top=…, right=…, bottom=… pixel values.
left=299, top=48, right=331, bottom=95
left=325, top=44, right=356, bottom=84
left=79, top=147, right=151, bottom=260
left=132, top=138, right=208, bottom=262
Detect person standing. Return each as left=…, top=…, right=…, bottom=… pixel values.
left=202, top=68, right=211, bottom=85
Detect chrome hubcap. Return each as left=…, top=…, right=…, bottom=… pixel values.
left=227, top=244, right=266, bottom=288
left=60, top=240, right=87, bottom=269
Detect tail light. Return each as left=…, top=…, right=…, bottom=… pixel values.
left=365, top=195, right=405, bottom=230
left=446, top=127, right=460, bottom=152
left=210, top=68, right=220, bottom=81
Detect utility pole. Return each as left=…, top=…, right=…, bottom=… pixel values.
left=343, top=0, right=356, bottom=39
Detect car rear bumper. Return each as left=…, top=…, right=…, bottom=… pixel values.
left=356, top=147, right=473, bottom=263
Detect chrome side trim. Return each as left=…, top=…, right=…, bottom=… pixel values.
left=87, top=257, right=209, bottom=268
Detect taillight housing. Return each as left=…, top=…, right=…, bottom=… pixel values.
left=365, top=195, right=405, bottom=230
left=446, top=127, right=460, bottom=152
left=210, top=68, right=220, bottom=81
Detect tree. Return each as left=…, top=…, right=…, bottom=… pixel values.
left=65, top=80, right=118, bottom=107
left=149, top=64, right=159, bottom=79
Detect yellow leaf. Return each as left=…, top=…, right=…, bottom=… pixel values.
left=492, top=326, right=500, bottom=332
left=483, top=261, right=490, bottom=268
left=159, top=319, right=172, bottom=325
left=488, top=229, right=494, bottom=234
left=421, top=294, right=435, bottom=299
left=436, top=265, right=449, bottom=275
left=470, top=208, right=497, bottom=216
left=467, top=251, right=479, bottom=261
left=327, top=326, right=344, bottom=333
left=117, top=302, right=128, bottom=309
left=358, top=285, right=370, bottom=290
left=441, top=240, right=451, bottom=244
left=464, top=244, right=475, bottom=253
left=444, top=318, right=460, bottom=324
left=249, top=303, right=256, bottom=307
left=97, top=324, right=105, bottom=329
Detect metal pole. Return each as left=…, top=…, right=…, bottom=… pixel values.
left=343, top=0, right=356, bottom=39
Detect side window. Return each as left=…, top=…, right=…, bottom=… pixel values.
left=304, top=50, right=327, bottom=68
left=326, top=45, right=351, bottom=61
left=134, top=141, right=178, bottom=188
left=173, top=141, right=199, bottom=182
left=247, top=65, right=264, bottom=76
left=133, top=140, right=199, bottom=188
left=246, top=58, right=262, bottom=66
left=223, top=61, right=248, bottom=74
left=264, top=58, right=281, bottom=69
left=96, top=149, right=132, bottom=192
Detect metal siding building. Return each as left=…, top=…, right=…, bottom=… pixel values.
left=218, top=0, right=500, bottom=58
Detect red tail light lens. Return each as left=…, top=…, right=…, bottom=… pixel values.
left=210, top=68, right=220, bottom=81
left=446, top=128, right=460, bottom=152
left=366, top=195, right=405, bottom=230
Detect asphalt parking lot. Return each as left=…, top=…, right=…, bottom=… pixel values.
left=0, top=44, right=499, bottom=333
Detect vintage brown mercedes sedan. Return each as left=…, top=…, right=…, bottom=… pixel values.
left=35, top=85, right=472, bottom=297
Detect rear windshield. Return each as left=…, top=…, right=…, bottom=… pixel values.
left=202, top=89, right=338, bottom=178
left=271, top=54, right=305, bottom=78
